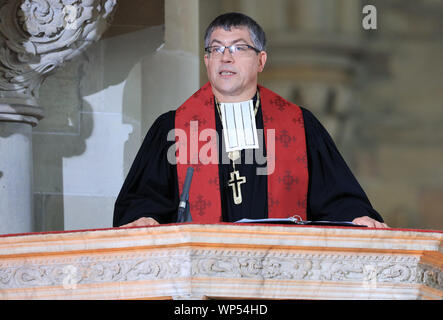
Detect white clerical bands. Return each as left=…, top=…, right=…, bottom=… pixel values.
left=219, top=100, right=259, bottom=153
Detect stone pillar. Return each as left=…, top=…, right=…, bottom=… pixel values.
left=141, top=0, right=201, bottom=131
left=0, top=0, right=117, bottom=234
left=0, top=122, right=33, bottom=234
left=296, top=0, right=337, bottom=32
left=338, top=0, right=363, bottom=36
left=262, top=0, right=364, bottom=149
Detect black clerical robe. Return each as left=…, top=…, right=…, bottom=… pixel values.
left=113, top=95, right=383, bottom=227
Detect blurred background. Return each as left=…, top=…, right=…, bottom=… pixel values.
left=1, top=0, right=442, bottom=233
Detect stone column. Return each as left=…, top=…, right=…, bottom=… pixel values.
left=0, top=122, right=33, bottom=233
left=296, top=0, right=337, bottom=32
left=141, top=0, right=201, bottom=131
left=0, top=0, right=117, bottom=234
left=263, top=0, right=364, bottom=148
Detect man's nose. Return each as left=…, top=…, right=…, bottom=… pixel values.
left=220, top=47, right=234, bottom=62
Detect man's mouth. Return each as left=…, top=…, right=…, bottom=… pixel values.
left=219, top=70, right=236, bottom=77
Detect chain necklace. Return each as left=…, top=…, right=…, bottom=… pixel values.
left=214, top=91, right=260, bottom=205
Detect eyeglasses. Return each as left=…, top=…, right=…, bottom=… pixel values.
left=205, top=44, right=261, bottom=58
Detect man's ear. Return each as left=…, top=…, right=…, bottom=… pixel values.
left=258, top=51, right=267, bottom=72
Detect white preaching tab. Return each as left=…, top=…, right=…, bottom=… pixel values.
left=220, top=100, right=259, bottom=153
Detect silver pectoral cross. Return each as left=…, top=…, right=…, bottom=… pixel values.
left=228, top=170, right=246, bottom=205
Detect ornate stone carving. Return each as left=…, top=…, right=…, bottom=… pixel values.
left=0, top=224, right=441, bottom=299
left=191, top=250, right=422, bottom=285
left=0, top=0, right=117, bottom=125
left=1, top=249, right=439, bottom=292
left=417, top=263, right=443, bottom=291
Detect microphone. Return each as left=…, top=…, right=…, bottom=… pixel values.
left=177, top=167, right=194, bottom=222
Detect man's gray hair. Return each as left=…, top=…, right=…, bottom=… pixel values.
left=204, top=12, right=267, bottom=52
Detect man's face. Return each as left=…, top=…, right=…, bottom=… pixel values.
left=204, top=26, right=267, bottom=102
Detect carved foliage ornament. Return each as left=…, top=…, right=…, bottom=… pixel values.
left=1, top=250, right=441, bottom=292
left=0, top=0, right=116, bottom=101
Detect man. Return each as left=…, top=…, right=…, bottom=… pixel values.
left=113, top=12, right=387, bottom=228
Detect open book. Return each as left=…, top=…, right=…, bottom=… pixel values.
left=235, top=215, right=366, bottom=227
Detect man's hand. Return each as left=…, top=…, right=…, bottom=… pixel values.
left=352, top=216, right=388, bottom=228
left=120, top=217, right=160, bottom=228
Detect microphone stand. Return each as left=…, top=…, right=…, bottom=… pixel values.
left=177, top=167, right=194, bottom=223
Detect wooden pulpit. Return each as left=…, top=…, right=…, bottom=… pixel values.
left=0, top=223, right=441, bottom=299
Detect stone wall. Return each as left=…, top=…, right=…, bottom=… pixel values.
left=0, top=0, right=118, bottom=234
left=352, top=0, right=443, bottom=229
left=33, top=0, right=166, bottom=231
left=32, top=0, right=204, bottom=231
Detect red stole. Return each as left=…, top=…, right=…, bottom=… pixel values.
left=175, top=82, right=308, bottom=223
